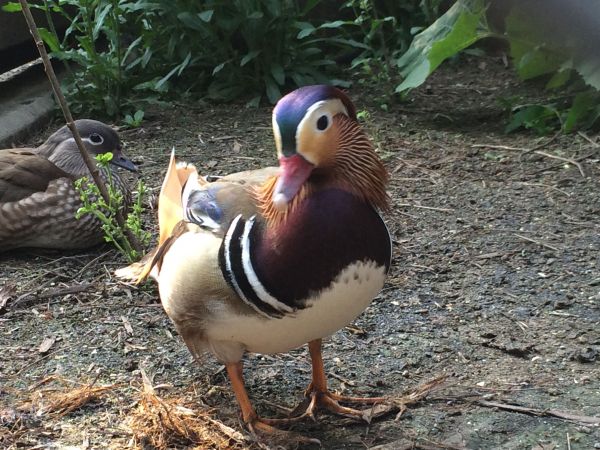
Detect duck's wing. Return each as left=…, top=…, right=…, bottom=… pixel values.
left=116, top=152, right=277, bottom=283
left=0, top=149, right=72, bottom=202
left=0, top=149, right=101, bottom=251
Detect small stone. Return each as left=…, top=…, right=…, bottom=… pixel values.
left=575, top=347, right=597, bottom=363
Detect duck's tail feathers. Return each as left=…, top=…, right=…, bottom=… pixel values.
left=158, top=148, right=200, bottom=245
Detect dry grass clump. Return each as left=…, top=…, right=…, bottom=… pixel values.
left=1, top=376, right=115, bottom=449
left=0, top=407, right=34, bottom=449
left=128, top=370, right=250, bottom=450
left=21, top=375, right=116, bottom=417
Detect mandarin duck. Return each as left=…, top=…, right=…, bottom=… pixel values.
left=0, top=119, right=137, bottom=252
left=118, top=85, right=391, bottom=441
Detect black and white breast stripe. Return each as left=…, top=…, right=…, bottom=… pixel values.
left=218, top=214, right=295, bottom=319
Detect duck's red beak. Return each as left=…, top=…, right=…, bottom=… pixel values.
left=272, top=153, right=314, bottom=211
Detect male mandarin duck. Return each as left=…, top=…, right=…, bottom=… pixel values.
left=0, top=119, right=137, bottom=252
left=119, top=85, right=391, bottom=441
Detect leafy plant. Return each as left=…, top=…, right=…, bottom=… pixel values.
left=345, top=0, right=443, bottom=71
left=165, top=0, right=357, bottom=104
left=3, top=0, right=364, bottom=115
left=501, top=1, right=600, bottom=133
left=123, top=109, right=145, bottom=128
left=395, top=0, right=494, bottom=93
left=3, top=0, right=161, bottom=117
left=75, top=152, right=150, bottom=262
left=501, top=90, right=600, bottom=135
left=395, top=0, right=600, bottom=133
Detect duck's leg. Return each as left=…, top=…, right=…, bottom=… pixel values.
left=292, top=339, right=386, bottom=421
left=225, top=362, right=320, bottom=444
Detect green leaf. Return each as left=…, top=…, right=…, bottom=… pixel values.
left=295, top=21, right=316, bottom=39
left=177, top=12, right=205, bottom=31
left=141, top=48, right=152, bottom=68
left=122, top=36, right=143, bottom=63
left=310, top=37, right=369, bottom=50
left=564, top=92, right=594, bottom=133
left=38, top=28, right=60, bottom=52
left=212, top=62, right=226, bottom=75
left=300, top=0, right=321, bottom=15
left=93, top=4, right=113, bottom=40
left=319, top=20, right=348, bottom=29
left=506, top=105, right=556, bottom=134
left=245, top=96, right=261, bottom=108
left=240, top=50, right=261, bottom=67
left=248, top=11, right=264, bottom=19
left=297, top=27, right=316, bottom=39
left=270, top=63, right=285, bottom=85
left=176, top=52, right=192, bottom=76
left=155, top=65, right=179, bottom=91
left=1, top=2, right=21, bottom=12
left=264, top=75, right=281, bottom=104
left=546, top=68, right=572, bottom=90
left=198, top=9, right=213, bottom=22
left=396, top=0, right=489, bottom=93
left=506, top=1, right=600, bottom=89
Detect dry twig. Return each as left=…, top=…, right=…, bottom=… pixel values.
left=10, top=283, right=96, bottom=310
left=533, top=150, right=586, bottom=178
left=577, top=131, right=600, bottom=147
left=513, top=233, right=560, bottom=252
left=348, top=375, right=447, bottom=423
left=476, top=400, right=600, bottom=426
left=471, top=131, right=562, bottom=155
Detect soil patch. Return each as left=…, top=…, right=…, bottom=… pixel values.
left=1, top=55, right=599, bottom=449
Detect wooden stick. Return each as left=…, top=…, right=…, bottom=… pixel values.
left=396, top=203, right=454, bottom=213
left=18, top=0, right=141, bottom=253
left=471, top=144, right=527, bottom=152
left=534, top=150, right=586, bottom=178
left=514, top=233, right=560, bottom=252
left=577, top=131, right=600, bottom=147
left=477, top=400, right=600, bottom=425
left=10, top=283, right=96, bottom=310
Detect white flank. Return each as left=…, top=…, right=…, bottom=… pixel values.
left=206, top=260, right=387, bottom=356
left=295, top=98, right=348, bottom=163
left=240, top=216, right=294, bottom=313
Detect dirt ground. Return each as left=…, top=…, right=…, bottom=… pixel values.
left=1, top=55, right=599, bottom=450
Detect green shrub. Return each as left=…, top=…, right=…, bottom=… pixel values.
left=3, top=0, right=366, bottom=115
left=394, top=0, right=600, bottom=134
left=75, top=152, right=150, bottom=262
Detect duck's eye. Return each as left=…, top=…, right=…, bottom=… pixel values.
left=316, top=115, right=329, bottom=131
left=89, top=133, right=104, bottom=145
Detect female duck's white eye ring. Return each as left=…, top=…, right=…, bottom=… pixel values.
left=316, top=114, right=329, bottom=131
left=89, top=133, right=104, bottom=145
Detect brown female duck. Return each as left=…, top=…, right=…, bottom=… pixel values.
left=0, top=119, right=137, bottom=251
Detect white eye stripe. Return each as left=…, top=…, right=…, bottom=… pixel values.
left=295, top=98, right=348, bottom=154
left=272, top=111, right=283, bottom=157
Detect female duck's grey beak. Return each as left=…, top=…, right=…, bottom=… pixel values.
left=110, top=148, right=138, bottom=172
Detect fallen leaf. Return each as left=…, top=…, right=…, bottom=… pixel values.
left=206, top=160, right=218, bottom=168
left=0, top=283, right=16, bottom=310
left=38, top=337, right=56, bottom=354
left=233, top=140, right=242, bottom=152
left=121, top=316, right=134, bottom=335
left=531, top=444, right=556, bottom=450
